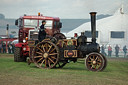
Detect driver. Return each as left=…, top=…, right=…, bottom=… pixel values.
left=38, top=20, right=46, bottom=42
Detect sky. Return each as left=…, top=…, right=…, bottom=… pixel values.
left=0, top=0, right=128, bottom=19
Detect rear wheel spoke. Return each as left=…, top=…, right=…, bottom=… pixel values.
left=50, top=48, right=56, bottom=53
left=36, top=47, right=44, bottom=53
left=47, top=45, right=52, bottom=53
left=50, top=56, right=57, bottom=60
left=37, top=57, right=44, bottom=63
left=41, top=44, right=46, bottom=52
left=49, top=53, right=57, bottom=56
left=48, top=60, right=51, bottom=67
left=36, top=52, right=42, bottom=55
left=48, top=57, right=55, bottom=64
left=45, top=43, right=48, bottom=51
left=40, top=59, right=45, bottom=67
left=45, top=59, right=47, bottom=68
left=34, top=56, right=42, bottom=58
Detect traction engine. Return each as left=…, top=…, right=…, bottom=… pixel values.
left=27, top=12, right=107, bottom=71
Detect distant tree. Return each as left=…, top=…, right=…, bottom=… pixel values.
left=0, top=14, right=5, bottom=19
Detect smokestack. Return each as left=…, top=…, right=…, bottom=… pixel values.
left=90, top=12, right=97, bottom=43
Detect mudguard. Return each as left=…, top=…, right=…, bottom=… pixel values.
left=15, top=43, right=27, bottom=47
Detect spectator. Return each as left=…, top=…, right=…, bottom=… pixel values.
left=101, top=45, right=106, bottom=56
left=123, top=45, right=127, bottom=57
left=0, top=43, right=2, bottom=53
left=11, top=43, right=15, bottom=54
left=7, top=42, right=12, bottom=54
left=2, top=43, right=6, bottom=53
left=115, top=45, right=119, bottom=57
left=108, top=45, right=112, bottom=57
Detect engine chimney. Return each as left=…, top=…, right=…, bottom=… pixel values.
left=90, top=12, right=97, bottom=43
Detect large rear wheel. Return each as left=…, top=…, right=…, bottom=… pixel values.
left=32, top=41, right=59, bottom=69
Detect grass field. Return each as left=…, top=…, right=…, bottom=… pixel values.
left=0, top=54, right=128, bottom=85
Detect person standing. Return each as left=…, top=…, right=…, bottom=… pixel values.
left=115, top=45, right=119, bottom=57
left=38, top=20, right=46, bottom=42
left=2, top=43, right=6, bottom=53
left=0, top=43, right=2, bottom=53
left=108, top=45, right=112, bottom=57
left=11, top=43, right=15, bottom=54
left=101, top=45, right=106, bottom=56
left=123, top=45, right=127, bottom=57
left=7, top=42, right=12, bottom=54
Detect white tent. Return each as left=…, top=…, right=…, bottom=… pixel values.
left=66, top=7, right=128, bottom=56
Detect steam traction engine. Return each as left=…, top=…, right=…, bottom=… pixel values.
left=28, top=12, right=107, bottom=71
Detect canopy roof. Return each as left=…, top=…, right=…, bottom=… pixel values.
left=67, top=7, right=128, bottom=37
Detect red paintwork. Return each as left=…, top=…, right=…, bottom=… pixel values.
left=0, top=38, right=17, bottom=42
left=22, top=15, right=60, bottom=20
left=16, top=14, right=61, bottom=57
left=15, top=43, right=26, bottom=47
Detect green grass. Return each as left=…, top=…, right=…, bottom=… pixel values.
left=0, top=55, right=128, bottom=85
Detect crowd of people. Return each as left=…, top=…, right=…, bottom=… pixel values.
left=0, top=42, right=15, bottom=54
left=101, top=44, right=127, bottom=57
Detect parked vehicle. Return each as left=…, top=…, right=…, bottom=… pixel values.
left=14, top=13, right=64, bottom=62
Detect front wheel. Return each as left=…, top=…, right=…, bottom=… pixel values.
left=14, top=47, right=26, bottom=62
left=85, top=52, right=106, bottom=71
left=100, top=53, right=107, bottom=71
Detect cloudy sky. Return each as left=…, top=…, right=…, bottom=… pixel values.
left=0, top=0, right=128, bottom=19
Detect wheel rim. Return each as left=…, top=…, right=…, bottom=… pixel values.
left=85, top=52, right=105, bottom=71
left=32, top=41, right=59, bottom=69
left=100, top=53, right=107, bottom=71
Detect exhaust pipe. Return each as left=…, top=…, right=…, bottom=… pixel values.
left=90, top=12, right=97, bottom=43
